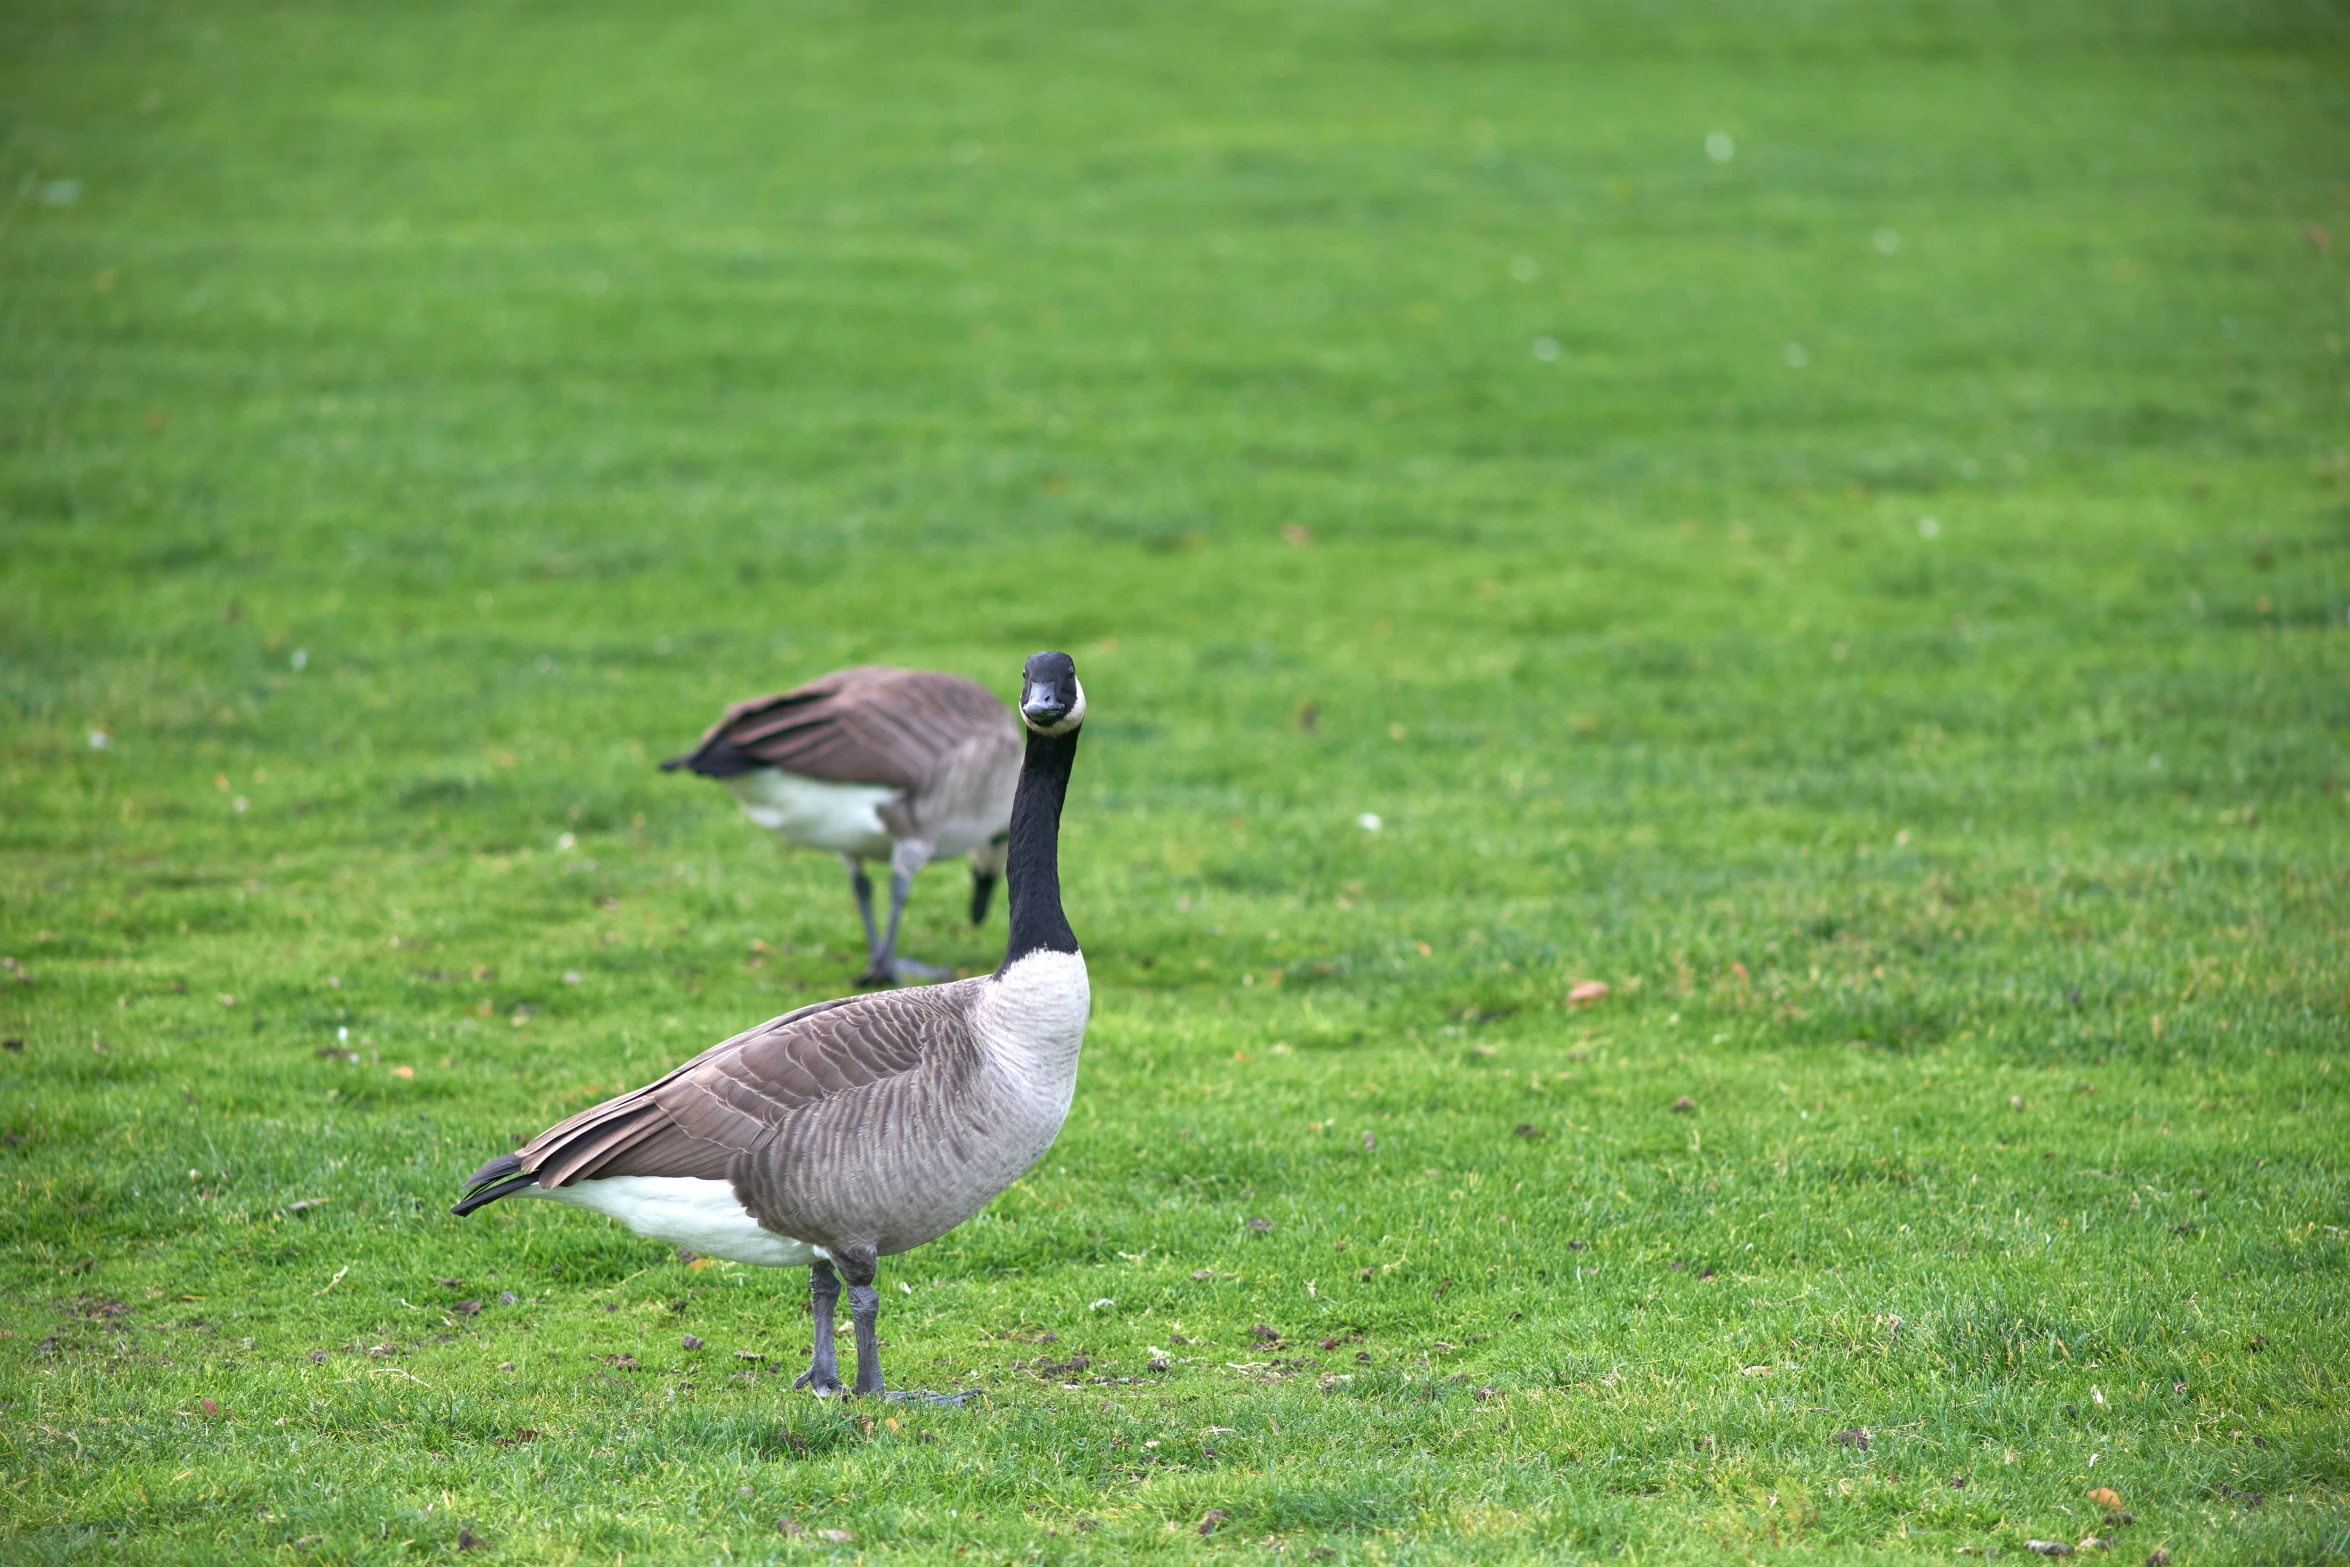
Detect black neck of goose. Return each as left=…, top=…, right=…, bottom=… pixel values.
left=1000, top=725, right=1081, bottom=969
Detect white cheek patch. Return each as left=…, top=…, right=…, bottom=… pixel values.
left=1023, top=678, right=1086, bottom=736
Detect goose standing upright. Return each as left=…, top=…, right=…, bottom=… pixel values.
left=661, top=666, right=1022, bottom=985
left=454, top=652, right=1089, bottom=1400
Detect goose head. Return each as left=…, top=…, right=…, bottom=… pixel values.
left=1019, top=651, right=1085, bottom=735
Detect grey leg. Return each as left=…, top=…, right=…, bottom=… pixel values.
left=831, top=1244, right=885, bottom=1397
left=865, top=838, right=942, bottom=984
left=792, top=1260, right=843, bottom=1396
left=970, top=834, right=1008, bottom=927
left=846, top=1281, right=885, bottom=1397
left=831, top=1245, right=980, bottom=1407
left=843, top=856, right=881, bottom=971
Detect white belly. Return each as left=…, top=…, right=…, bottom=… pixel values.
left=722, top=770, right=896, bottom=858
left=530, top=1175, right=823, bottom=1267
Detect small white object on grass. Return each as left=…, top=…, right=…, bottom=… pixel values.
left=1532, top=336, right=1560, bottom=362
left=1783, top=342, right=1809, bottom=368
left=89, top=729, right=111, bottom=749
left=1917, top=516, right=1940, bottom=539
left=1705, top=132, right=1734, bottom=163
left=1089, top=1297, right=1114, bottom=1311
left=1358, top=813, right=1382, bottom=831
left=291, top=648, right=307, bottom=670
left=556, top=832, right=575, bottom=850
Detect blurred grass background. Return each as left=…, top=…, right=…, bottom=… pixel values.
left=2, top=0, right=2346, bottom=1561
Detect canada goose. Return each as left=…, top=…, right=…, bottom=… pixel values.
left=455, top=651, right=1089, bottom=1401
left=661, top=666, right=1022, bottom=985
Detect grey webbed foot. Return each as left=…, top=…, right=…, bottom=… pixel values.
left=882, top=1388, right=984, bottom=1407
left=855, top=956, right=946, bottom=987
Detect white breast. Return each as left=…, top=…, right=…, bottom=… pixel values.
left=529, top=1175, right=824, bottom=1267
left=722, top=769, right=896, bottom=858
left=971, top=949, right=1091, bottom=1106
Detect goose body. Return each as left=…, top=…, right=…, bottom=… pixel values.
left=459, top=652, right=1090, bottom=1399
left=663, top=666, right=1022, bottom=984
left=473, top=949, right=1088, bottom=1262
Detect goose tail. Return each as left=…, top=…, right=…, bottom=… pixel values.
left=451, top=1152, right=540, bottom=1217
left=659, top=734, right=763, bottom=777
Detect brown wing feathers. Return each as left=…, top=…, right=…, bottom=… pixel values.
left=533, top=1102, right=670, bottom=1188
left=486, top=990, right=954, bottom=1195
left=663, top=667, right=1013, bottom=789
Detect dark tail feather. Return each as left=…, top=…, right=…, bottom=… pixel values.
left=660, top=736, right=763, bottom=777
left=451, top=1152, right=538, bottom=1217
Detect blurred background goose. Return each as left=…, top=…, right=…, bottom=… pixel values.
left=458, top=651, right=1091, bottom=1401
left=662, top=665, right=1021, bottom=985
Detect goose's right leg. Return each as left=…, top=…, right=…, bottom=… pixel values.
left=793, top=1259, right=844, bottom=1396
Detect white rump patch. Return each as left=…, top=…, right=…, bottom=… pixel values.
left=722, top=769, right=896, bottom=858
left=529, top=1175, right=822, bottom=1268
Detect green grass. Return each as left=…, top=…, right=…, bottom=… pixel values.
left=4, top=0, right=2348, bottom=1560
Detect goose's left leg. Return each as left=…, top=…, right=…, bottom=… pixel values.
left=841, top=856, right=883, bottom=974
left=863, top=838, right=943, bottom=984
left=835, top=1245, right=886, bottom=1398
left=968, top=832, right=1008, bottom=926
left=836, top=1246, right=981, bottom=1407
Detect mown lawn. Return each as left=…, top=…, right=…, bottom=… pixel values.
left=2, top=0, right=2346, bottom=1560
